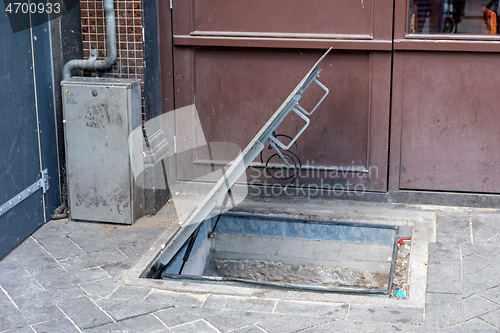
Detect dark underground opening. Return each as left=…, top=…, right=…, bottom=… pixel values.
left=145, top=212, right=412, bottom=295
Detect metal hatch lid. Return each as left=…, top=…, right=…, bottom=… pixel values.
left=155, top=48, right=332, bottom=266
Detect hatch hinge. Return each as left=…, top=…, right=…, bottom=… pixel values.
left=0, top=169, right=49, bottom=217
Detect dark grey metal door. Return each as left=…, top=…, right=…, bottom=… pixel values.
left=0, top=10, right=60, bottom=258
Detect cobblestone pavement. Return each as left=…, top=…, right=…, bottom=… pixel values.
left=1, top=200, right=500, bottom=332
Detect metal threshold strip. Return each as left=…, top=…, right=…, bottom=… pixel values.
left=155, top=48, right=332, bottom=269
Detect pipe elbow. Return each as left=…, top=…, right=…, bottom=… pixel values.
left=62, top=60, right=77, bottom=80
left=61, top=0, right=117, bottom=79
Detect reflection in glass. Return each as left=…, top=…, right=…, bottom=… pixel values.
left=409, top=0, right=499, bottom=34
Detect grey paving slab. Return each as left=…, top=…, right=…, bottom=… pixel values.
left=4, top=237, right=44, bottom=258
left=462, top=253, right=496, bottom=276
left=67, top=228, right=121, bottom=254
left=31, top=221, right=68, bottom=240
left=35, top=267, right=110, bottom=290
left=58, top=297, right=114, bottom=330
left=3, top=327, right=36, bottom=333
left=154, top=307, right=218, bottom=328
left=424, top=293, right=463, bottom=327
left=231, top=325, right=267, bottom=333
left=460, top=244, right=475, bottom=257
left=78, top=278, right=121, bottom=298
left=0, top=259, right=45, bottom=297
left=84, top=314, right=167, bottom=333
left=134, top=227, right=168, bottom=243
left=461, top=243, right=500, bottom=264
left=258, top=315, right=333, bottom=333
left=425, top=261, right=462, bottom=294
left=482, top=249, right=500, bottom=266
left=0, top=305, right=65, bottom=331
left=481, top=262, right=500, bottom=281
left=170, top=320, right=221, bottom=333
left=59, top=249, right=128, bottom=272
left=435, top=211, right=471, bottom=244
left=342, top=320, right=405, bottom=333
left=90, top=296, right=128, bottom=310
left=459, top=318, right=500, bottom=332
left=31, top=317, right=80, bottom=333
left=299, top=320, right=356, bottom=333
left=348, top=305, right=424, bottom=324
left=205, top=310, right=279, bottom=332
left=51, top=222, right=108, bottom=240
left=202, top=295, right=276, bottom=313
left=100, top=260, right=135, bottom=278
left=12, top=285, right=87, bottom=310
left=109, top=285, right=151, bottom=300
left=144, top=290, right=205, bottom=308
left=479, top=308, right=500, bottom=328
left=273, top=299, right=348, bottom=319
left=428, top=242, right=462, bottom=264
left=16, top=251, right=67, bottom=278
left=0, top=289, right=18, bottom=316
left=462, top=268, right=500, bottom=298
left=34, top=235, right=86, bottom=260
left=438, top=318, right=500, bottom=333
left=480, top=284, right=500, bottom=305
left=102, top=299, right=174, bottom=321
left=463, top=295, right=500, bottom=321
left=118, top=240, right=152, bottom=259
left=471, top=213, right=500, bottom=244
left=386, top=323, right=429, bottom=333
left=104, top=228, right=155, bottom=258
left=105, top=227, right=153, bottom=244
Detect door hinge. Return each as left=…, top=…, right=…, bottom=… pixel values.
left=0, top=169, right=49, bottom=217
left=170, top=0, right=172, bottom=9
left=173, top=135, right=177, bottom=154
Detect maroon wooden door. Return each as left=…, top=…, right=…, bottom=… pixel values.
left=390, top=0, right=500, bottom=193
left=169, top=0, right=394, bottom=193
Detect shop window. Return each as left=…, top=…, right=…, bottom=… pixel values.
left=409, top=0, right=499, bottom=34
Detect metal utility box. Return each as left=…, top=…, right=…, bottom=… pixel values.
left=61, top=77, right=144, bottom=224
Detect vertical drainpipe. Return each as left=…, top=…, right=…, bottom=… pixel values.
left=62, top=0, right=117, bottom=80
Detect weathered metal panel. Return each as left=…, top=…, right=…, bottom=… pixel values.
left=62, top=77, right=144, bottom=224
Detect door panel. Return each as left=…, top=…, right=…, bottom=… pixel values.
left=0, top=12, right=59, bottom=258
left=191, top=0, right=372, bottom=36
left=399, top=52, right=500, bottom=192
left=170, top=0, right=393, bottom=192
left=390, top=0, right=500, bottom=194
left=193, top=49, right=370, bottom=167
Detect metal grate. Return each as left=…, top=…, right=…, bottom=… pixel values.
left=80, top=0, right=145, bottom=113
